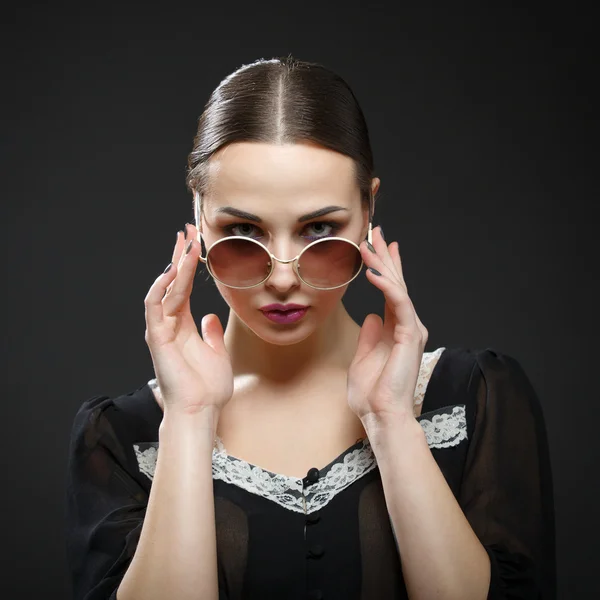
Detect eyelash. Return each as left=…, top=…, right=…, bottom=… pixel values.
left=221, top=221, right=342, bottom=242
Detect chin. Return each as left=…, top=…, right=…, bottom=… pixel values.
left=250, top=311, right=317, bottom=346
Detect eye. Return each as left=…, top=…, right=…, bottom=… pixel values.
left=222, top=221, right=342, bottom=241
left=303, top=221, right=340, bottom=240
left=223, top=223, right=257, bottom=237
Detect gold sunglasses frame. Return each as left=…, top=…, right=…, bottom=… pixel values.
left=193, top=192, right=375, bottom=291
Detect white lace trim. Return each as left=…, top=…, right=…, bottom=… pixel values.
left=419, top=405, right=467, bottom=448
left=212, top=439, right=379, bottom=514
left=413, top=346, right=445, bottom=409
left=133, top=444, right=158, bottom=481
left=135, top=347, right=467, bottom=513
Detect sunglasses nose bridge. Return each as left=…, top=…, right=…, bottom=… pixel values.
left=269, top=255, right=299, bottom=265
left=261, top=238, right=303, bottom=265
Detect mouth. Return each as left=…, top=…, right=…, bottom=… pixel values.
left=260, top=303, right=309, bottom=312
left=260, top=307, right=309, bottom=324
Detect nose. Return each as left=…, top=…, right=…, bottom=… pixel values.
left=264, top=242, right=302, bottom=291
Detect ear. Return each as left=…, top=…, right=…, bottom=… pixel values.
left=371, top=177, right=380, bottom=198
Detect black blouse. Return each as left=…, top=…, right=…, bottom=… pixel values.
left=65, top=347, right=556, bottom=599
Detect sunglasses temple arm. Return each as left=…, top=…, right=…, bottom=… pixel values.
left=194, top=192, right=208, bottom=263
left=367, top=192, right=373, bottom=245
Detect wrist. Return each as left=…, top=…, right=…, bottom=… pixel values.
left=362, top=409, right=423, bottom=445
left=160, top=404, right=222, bottom=436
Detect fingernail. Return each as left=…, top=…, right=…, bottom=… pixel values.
left=185, top=240, right=193, bottom=254
left=379, top=226, right=384, bottom=240
left=184, top=224, right=189, bottom=240
left=177, top=230, right=183, bottom=243
left=163, top=262, right=173, bottom=274
left=368, top=267, right=382, bottom=276
left=366, top=241, right=376, bottom=254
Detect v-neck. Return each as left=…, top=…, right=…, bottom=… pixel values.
left=211, top=347, right=447, bottom=482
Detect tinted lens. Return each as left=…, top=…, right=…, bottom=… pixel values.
left=207, top=238, right=271, bottom=287
left=206, top=238, right=362, bottom=288
left=298, top=239, right=362, bottom=288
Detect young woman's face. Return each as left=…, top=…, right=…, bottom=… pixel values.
left=199, top=141, right=371, bottom=346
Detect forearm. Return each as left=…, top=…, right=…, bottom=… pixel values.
left=364, top=413, right=490, bottom=600
left=117, top=408, right=221, bottom=600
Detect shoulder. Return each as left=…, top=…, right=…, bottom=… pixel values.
left=450, top=346, right=537, bottom=401
left=70, top=382, right=163, bottom=449
left=441, top=347, right=546, bottom=433
left=432, top=346, right=526, bottom=385
left=422, top=346, right=535, bottom=428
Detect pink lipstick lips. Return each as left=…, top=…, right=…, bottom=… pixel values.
left=260, top=303, right=309, bottom=324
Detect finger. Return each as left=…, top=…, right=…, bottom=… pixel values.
left=172, top=226, right=187, bottom=264
left=177, top=222, right=202, bottom=267
left=362, top=226, right=404, bottom=285
left=144, top=260, right=179, bottom=331
left=383, top=298, right=396, bottom=344
left=162, top=233, right=201, bottom=317
left=370, top=225, right=397, bottom=274
left=176, top=225, right=191, bottom=270
left=388, top=241, right=408, bottom=292
left=165, top=224, right=196, bottom=300
left=162, top=228, right=188, bottom=301
left=389, top=241, right=402, bottom=278
left=201, top=313, right=229, bottom=357
left=353, top=313, right=383, bottom=365
left=417, top=319, right=429, bottom=346
left=365, top=267, right=420, bottom=338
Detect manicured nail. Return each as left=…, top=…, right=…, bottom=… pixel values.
left=186, top=240, right=193, bottom=254
left=163, top=262, right=173, bottom=274
left=184, top=224, right=189, bottom=240
left=379, top=226, right=384, bottom=240
left=366, top=241, right=376, bottom=254
left=177, top=230, right=183, bottom=243
left=368, top=267, right=382, bottom=276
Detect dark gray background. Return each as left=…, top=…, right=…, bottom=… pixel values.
left=2, top=2, right=596, bottom=598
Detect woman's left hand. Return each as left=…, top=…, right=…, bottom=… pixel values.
left=347, top=225, right=429, bottom=425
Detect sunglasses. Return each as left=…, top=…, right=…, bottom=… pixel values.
left=194, top=193, right=375, bottom=291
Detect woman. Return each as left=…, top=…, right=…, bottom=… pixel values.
left=65, top=56, right=556, bottom=599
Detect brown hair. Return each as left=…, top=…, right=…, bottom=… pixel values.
left=186, top=55, right=376, bottom=219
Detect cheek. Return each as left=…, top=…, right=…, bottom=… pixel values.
left=216, top=285, right=247, bottom=312
left=312, top=287, right=347, bottom=314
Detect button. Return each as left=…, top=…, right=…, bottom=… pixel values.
left=303, top=467, right=320, bottom=487
left=306, top=510, right=321, bottom=524
left=308, top=590, right=324, bottom=599
left=307, top=544, right=325, bottom=558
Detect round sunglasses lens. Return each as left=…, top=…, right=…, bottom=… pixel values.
left=298, top=239, right=362, bottom=288
left=207, top=238, right=271, bottom=287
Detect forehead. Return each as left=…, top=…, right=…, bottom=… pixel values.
left=205, top=142, right=358, bottom=206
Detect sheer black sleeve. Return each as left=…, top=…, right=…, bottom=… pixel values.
left=459, top=349, right=557, bottom=599
left=65, top=394, right=148, bottom=600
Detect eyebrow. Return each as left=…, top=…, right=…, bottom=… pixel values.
left=214, top=205, right=350, bottom=223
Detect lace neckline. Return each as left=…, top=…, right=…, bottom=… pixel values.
left=212, top=432, right=370, bottom=482
left=209, top=346, right=447, bottom=481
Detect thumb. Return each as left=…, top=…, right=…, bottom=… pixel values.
left=201, top=314, right=228, bottom=356
left=353, top=313, right=383, bottom=364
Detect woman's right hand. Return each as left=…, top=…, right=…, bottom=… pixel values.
left=144, top=223, right=234, bottom=418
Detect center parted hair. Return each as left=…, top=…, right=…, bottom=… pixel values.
left=186, top=55, right=376, bottom=217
